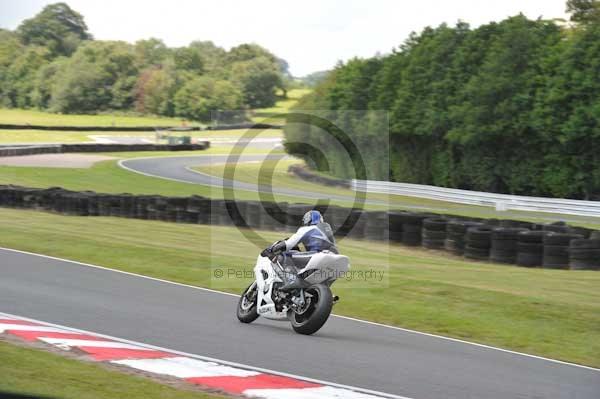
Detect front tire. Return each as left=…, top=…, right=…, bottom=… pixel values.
left=289, top=284, right=332, bottom=335
left=237, top=282, right=259, bottom=323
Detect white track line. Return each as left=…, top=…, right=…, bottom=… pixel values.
left=0, top=311, right=409, bottom=399
left=38, top=338, right=154, bottom=349
left=112, top=357, right=261, bottom=378
left=1, top=246, right=599, bottom=373
left=0, top=324, right=66, bottom=333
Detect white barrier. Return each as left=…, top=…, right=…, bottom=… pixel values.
left=351, top=180, right=600, bottom=217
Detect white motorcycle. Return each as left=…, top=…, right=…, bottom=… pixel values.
left=236, top=250, right=350, bottom=335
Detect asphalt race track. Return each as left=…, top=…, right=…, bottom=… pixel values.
left=120, top=154, right=396, bottom=207
left=1, top=248, right=598, bottom=399
left=119, top=154, right=597, bottom=224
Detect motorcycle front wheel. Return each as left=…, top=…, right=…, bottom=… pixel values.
left=237, top=282, right=259, bottom=323
left=289, top=283, right=333, bottom=335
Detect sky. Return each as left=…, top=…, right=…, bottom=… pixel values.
left=0, top=0, right=569, bottom=76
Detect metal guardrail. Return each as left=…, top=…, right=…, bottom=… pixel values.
left=351, top=180, right=600, bottom=217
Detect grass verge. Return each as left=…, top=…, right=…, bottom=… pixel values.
left=0, top=339, right=225, bottom=399
left=0, top=128, right=282, bottom=144
left=0, top=208, right=598, bottom=367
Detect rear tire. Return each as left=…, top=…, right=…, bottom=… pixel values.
left=237, top=282, right=259, bottom=323
left=289, top=284, right=332, bottom=335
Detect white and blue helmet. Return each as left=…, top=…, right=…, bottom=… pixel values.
left=302, top=210, right=323, bottom=226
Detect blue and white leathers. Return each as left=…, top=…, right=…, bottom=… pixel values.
left=285, top=222, right=337, bottom=253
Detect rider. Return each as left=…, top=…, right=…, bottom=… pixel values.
left=260, top=210, right=337, bottom=288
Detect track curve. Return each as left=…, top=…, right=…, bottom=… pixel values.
left=118, top=154, right=597, bottom=224
left=1, top=248, right=598, bottom=399
left=119, top=154, right=414, bottom=208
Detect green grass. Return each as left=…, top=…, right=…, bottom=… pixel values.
left=251, top=89, right=310, bottom=122
left=0, top=128, right=282, bottom=144
left=0, top=108, right=191, bottom=127
left=0, top=207, right=598, bottom=367
left=0, top=130, right=156, bottom=144
left=0, top=340, right=225, bottom=399
left=0, top=155, right=301, bottom=204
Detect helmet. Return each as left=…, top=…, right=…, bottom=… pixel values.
left=302, top=210, right=323, bottom=226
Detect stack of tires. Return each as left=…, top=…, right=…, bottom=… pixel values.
left=388, top=212, right=404, bottom=243
left=365, top=211, right=388, bottom=241
left=542, top=221, right=569, bottom=234
left=445, top=221, right=481, bottom=255
left=516, top=231, right=549, bottom=267
left=567, top=226, right=592, bottom=239
left=396, top=212, right=431, bottom=246
left=489, top=228, right=529, bottom=264
left=542, top=233, right=583, bottom=269
left=422, top=218, right=448, bottom=249
left=569, top=239, right=600, bottom=270
left=345, top=209, right=367, bottom=239
left=464, top=226, right=494, bottom=260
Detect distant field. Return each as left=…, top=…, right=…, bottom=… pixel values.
left=0, top=89, right=298, bottom=144
left=0, top=208, right=598, bottom=368
left=0, top=108, right=190, bottom=127
left=251, top=88, right=310, bottom=122
left=0, top=88, right=309, bottom=130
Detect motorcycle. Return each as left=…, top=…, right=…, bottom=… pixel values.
left=236, top=249, right=350, bottom=335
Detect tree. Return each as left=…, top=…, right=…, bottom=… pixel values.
left=50, top=41, right=138, bottom=112
left=288, top=15, right=600, bottom=198
left=230, top=57, right=284, bottom=108
left=17, top=2, right=91, bottom=57
left=0, top=30, right=23, bottom=105
left=134, top=63, right=179, bottom=115
left=3, top=46, right=51, bottom=108
left=534, top=22, right=600, bottom=198
left=567, top=0, right=600, bottom=23
left=173, top=47, right=204, bottom=73
left=188, top=41, right=226, bottom=73
left=31, top=57, right=68, bottom=109
left=226, top=43, right=276, bottom=64
left=134, top=38, right=169, bottom=68
left=174, top=76, right=243, bottom=122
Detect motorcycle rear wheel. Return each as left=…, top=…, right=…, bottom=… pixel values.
left=237, top=282, right=259, bottom=323
left=289, top=284, right=333, bottom=335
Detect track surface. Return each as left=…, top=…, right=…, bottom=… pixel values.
left=1, top=248, right=598, bottom=399
left=121, top=154, right=393, bottom=207
left=119, top=154, right=599, bottom=223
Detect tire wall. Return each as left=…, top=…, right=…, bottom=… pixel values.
left=0, top=143, right=210, bottom=157
left=0, top=184, right=597, bottom=271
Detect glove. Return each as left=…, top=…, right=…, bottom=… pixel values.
left=261, top=240, right=286, bottom=258
left=260, top=247, right=273, bottom=258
